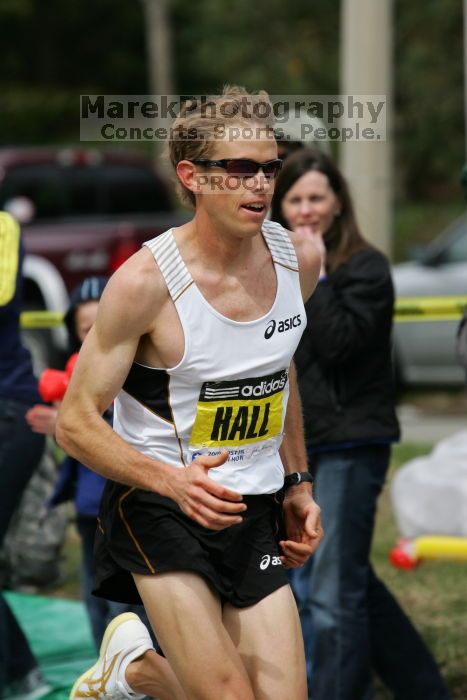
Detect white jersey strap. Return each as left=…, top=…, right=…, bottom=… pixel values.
left=144, top=229, right=193, bottom=302
left=262, top=220, right=299, bottom=271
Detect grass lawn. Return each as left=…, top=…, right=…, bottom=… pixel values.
left=372, top=443, right=467, bottom=698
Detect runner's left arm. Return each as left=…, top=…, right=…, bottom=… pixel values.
left=289, top=228, right=322, bottom=303
left=276, top=232, right=323, bottom=567
left=279, top=362, right=322, bottom=568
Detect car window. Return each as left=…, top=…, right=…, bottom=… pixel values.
left=0, top=164, right=67, bottom=218
left=420, top=215, right=467, bottom=265
left=0, top=162, right=172, bottom=219
left=438, top=219, right=467, bottom=264
left=100, top=165, right=171, bottom=214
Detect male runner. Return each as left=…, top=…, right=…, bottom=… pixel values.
left=57, top=86, right=322, bottom=700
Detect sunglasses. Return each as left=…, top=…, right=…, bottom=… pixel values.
left=191, top=158, right=283, bottom=179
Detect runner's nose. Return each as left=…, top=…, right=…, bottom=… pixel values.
left=248, top=172, right=273, bottom=193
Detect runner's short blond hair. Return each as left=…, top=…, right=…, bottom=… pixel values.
left=168, top=85, right=275, bottom=208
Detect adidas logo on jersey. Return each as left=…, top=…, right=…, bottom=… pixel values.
left=240, top=374, right=287, bottom=398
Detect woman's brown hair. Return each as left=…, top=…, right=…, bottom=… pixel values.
left=271, top=148, right=370, bottom=273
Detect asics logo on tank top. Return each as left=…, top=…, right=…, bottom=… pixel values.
left=264, top=314, right=302, bottom=339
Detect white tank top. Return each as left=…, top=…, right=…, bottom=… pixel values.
left=113, top=220, right=306, bottom=495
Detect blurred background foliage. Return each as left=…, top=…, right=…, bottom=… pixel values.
left=0, top=0, right=463, bottom=207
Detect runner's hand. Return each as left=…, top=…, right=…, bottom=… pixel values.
left=170, top=451, right=247, bottom=531
left=279, top=485, right=323, bottom=568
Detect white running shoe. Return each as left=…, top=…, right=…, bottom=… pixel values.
left=69, top=613, right=154, bottom=700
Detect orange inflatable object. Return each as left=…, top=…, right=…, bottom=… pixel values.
left=38, top=353, right=79, bottom=403
left=390, top=536, right=467, bottom=569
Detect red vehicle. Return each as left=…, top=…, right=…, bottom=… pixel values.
left=0, top=147, right=187, bottom=366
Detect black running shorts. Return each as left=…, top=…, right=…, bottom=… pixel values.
left=93, top=481, right=288, bottom=608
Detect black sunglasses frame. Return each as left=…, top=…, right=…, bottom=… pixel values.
left=191, top=158, right=283, bottom=178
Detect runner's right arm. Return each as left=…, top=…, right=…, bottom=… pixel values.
left=56, top=250, right=246, bottom=530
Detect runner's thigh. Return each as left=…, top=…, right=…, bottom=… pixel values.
left=223, top=583, right=308, bottom=700
left=133, top=571, right=255, bottom=700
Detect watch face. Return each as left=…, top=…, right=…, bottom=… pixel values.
left=285, top=472, right=312, bottom=489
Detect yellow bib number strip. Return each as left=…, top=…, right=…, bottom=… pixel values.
left=190, top=371, right=287, bottom=449
left=191, top=393, right=283, bottom=448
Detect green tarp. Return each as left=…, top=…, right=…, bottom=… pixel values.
left=5, top=592, right=96, bottom=700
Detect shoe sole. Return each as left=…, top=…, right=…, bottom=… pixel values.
left=69, top=612, right=140, bottom=700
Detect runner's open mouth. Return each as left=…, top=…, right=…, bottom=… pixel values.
left=241, top=204, right=266, bottom=212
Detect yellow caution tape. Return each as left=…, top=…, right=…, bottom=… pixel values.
left=20, top=310, right=64, bottom=329
left=395, top=296, right=467, bottom=322
left=18, top=296, right=467, bottom=329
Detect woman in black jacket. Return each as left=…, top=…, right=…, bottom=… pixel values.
left=271, top=149, right=450, bottom=700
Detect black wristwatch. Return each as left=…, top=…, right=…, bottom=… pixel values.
left=283, top=472, right=314, bottom=490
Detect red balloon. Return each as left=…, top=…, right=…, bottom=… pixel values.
left=38, top=369, right=69, bottom=403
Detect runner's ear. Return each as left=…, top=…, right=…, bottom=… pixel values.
left=176, top=160, right=200, bottom=195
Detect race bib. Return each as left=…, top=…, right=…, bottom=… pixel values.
left=189, top=369, right=288, bottom=454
